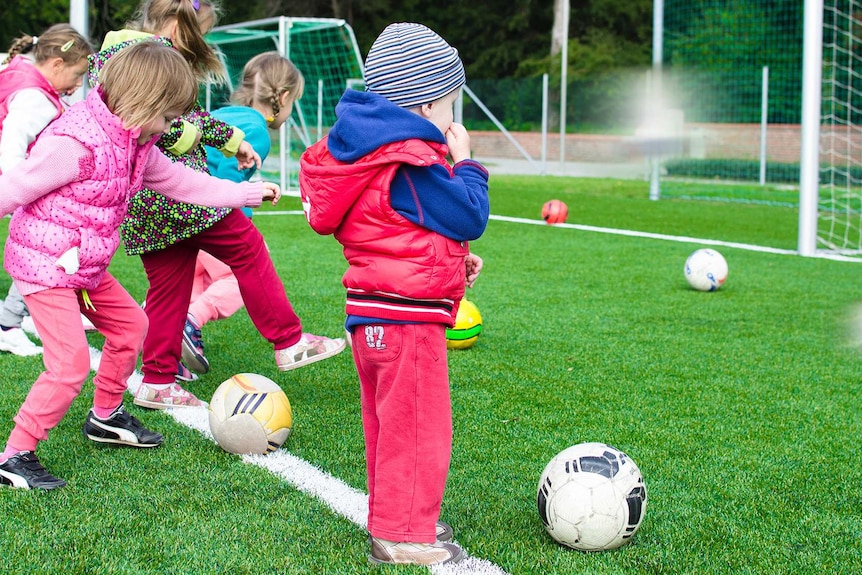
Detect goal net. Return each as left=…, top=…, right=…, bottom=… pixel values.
left=818, top=1, right=862, bottom=254
left=657, top=0, right=802, bottom=206
left=656, top=1, right=862, bottom=256
left=204, top=17, right=364, bottom=192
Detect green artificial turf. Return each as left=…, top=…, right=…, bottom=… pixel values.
left=0, top=175, right=860, bottom=574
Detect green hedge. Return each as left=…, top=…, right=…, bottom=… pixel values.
left=664, top=158, right=862, bottom=186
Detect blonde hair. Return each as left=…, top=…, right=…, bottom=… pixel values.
left=130, top=0, right=226, bottom=83
left=100, top=40, right=197, bottom=128
left=4, top=23, right=93, bottom=66
left=231, top=52, right=304, bottom=121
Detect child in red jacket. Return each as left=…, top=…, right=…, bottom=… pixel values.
left=300, top=22, right=490, bottom=566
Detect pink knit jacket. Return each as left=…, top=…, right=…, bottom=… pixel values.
left=0, top=88, right=267, bottom=295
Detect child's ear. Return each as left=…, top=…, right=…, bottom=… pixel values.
left=279, top=91, right=291, bottom=107
left=49, top=57, right=66, bottom=74
left=418, top=102, right=434, bottom=118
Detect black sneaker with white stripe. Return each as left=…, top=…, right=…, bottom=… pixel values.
left=0, top=451, right=66, bottom=490
left=82, top=405, right=163, bottom=448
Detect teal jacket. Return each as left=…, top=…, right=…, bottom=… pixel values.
left=206, top=106, right=271, bottom=217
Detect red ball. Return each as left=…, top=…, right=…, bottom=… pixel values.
left=542, top=199, right=568, bottom=224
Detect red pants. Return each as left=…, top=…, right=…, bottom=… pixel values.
left=9, top=274, right=147, bottom=451
left=140, top=210, right=302, bottom=384
left=352, top=323, right=452, bottom=543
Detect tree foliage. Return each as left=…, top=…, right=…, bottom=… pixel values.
left=1, top=0, right=650, bottom=80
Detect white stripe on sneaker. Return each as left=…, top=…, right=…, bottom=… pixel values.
left=86, top=418, right=140, bottom=445
left=0, top=468, right=31, bottom=489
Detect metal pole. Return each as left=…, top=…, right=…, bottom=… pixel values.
left=649, top=0, right=664, bottom=201
left=559, top=0, right=569, bottom=167
left=799, top=0, right=823, bottom=256
left=279, top=17, right=289, bottom=193
left=542, top=73, right=548, bottom=176
left=760, top=66, right=769, bottom=186
left=317, top=78, right=324, bottom=142
left=69, top=0, right=89, bottom=102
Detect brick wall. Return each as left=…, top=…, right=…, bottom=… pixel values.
left=470, top=124, right=861, bottom=164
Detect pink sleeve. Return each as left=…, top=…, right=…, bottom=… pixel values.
left=141, top=147, right=265, bottom=208
left=0, top=134, right=89, bottom=217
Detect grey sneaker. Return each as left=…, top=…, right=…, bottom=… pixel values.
left=436, top=520, right=454, bottom=542
left=368, top=521, right=453, bottom=545
left=275, top=333, right=346, bottom=371
left=181, top=315, right=209, bottom=373
left=0, top=451, right=66, bottom=490
left=82, top=405, right=163, bottom=447
left=369, top=537, right=465, bottom=566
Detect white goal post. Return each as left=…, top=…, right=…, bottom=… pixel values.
left=799, top=0, right=823, bottom=256
left=801, top=0, right=862, bottom=257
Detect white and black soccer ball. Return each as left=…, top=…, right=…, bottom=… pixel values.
left=537, top=442, right=647, bottom=551
left=208, top=373, right=293, bottom=455
left=684, top=248, right=728, bottom=291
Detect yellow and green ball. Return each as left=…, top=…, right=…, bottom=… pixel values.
left=446, top=299, right=483, bottom=350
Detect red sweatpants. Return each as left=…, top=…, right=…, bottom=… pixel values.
left=8, top=274, right=147, bottom=451
left=140, top=210, right=303, bottom=384
left=352, top=323, right=453, bottom=543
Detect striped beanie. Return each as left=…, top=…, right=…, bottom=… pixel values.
left=364, top=22, right=465, bottom=109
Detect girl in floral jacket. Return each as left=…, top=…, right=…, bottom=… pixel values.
left=90, top=0, right=344, bottom=409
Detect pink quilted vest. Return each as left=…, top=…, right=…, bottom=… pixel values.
left=4, top=88, right=154, bottom=292
left=0, top=56, right=64, bottom=153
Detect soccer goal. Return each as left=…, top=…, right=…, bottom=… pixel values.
left=802, top=0, right=862, bottom=256
left=203, top=17, right=364, bottom=194
left=652, top=0, right=862, bottom=258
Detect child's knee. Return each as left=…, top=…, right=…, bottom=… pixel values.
left=67, top=346, right=93, bottom=381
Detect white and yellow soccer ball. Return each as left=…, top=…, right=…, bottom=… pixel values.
left=684, top=248, right=728, bottom=291
left=537, top=442, right=647, bottom=551
left=208, top=373, right=293, bottom=455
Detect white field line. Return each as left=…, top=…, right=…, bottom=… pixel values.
left=256, top=210, right=862, bottom=262
left=89, top=347, right=510, bottom=575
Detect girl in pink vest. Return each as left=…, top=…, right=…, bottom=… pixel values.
left=0, top=24, right=93, bottom=357
left=0, top=41, right=280, bottom=491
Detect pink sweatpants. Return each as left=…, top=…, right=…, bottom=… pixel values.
left=140, top=210, right=302, bottom=385
left=189, top=250, right=244, bottom=327
left=8, top=273, right=147, bottom=452
left=352, top=322, right=453, bottom=544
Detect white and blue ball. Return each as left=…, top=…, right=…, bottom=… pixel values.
left=684, top=248, right=728, bottom=291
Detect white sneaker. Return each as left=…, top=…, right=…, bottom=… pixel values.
left=20, top=316, right=39, bottom=339
left=0, top=327, right=42, bottom=356
left=275, top=333, right=346, bottom=371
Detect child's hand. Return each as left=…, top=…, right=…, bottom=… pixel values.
left=262, top=182, right=281, bottom=205
left=446, top=123, right=471, bottom=164
left=236, top=141, right=262, bottom=170
left=465, top=253, right=483, bottom=288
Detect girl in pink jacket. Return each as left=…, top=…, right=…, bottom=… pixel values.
left=0, top=24, right=93, bottom=357
left=0, top=40, right=280, bottom=491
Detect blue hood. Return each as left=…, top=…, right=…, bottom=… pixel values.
left=327, top=90, right=447, bottom=163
